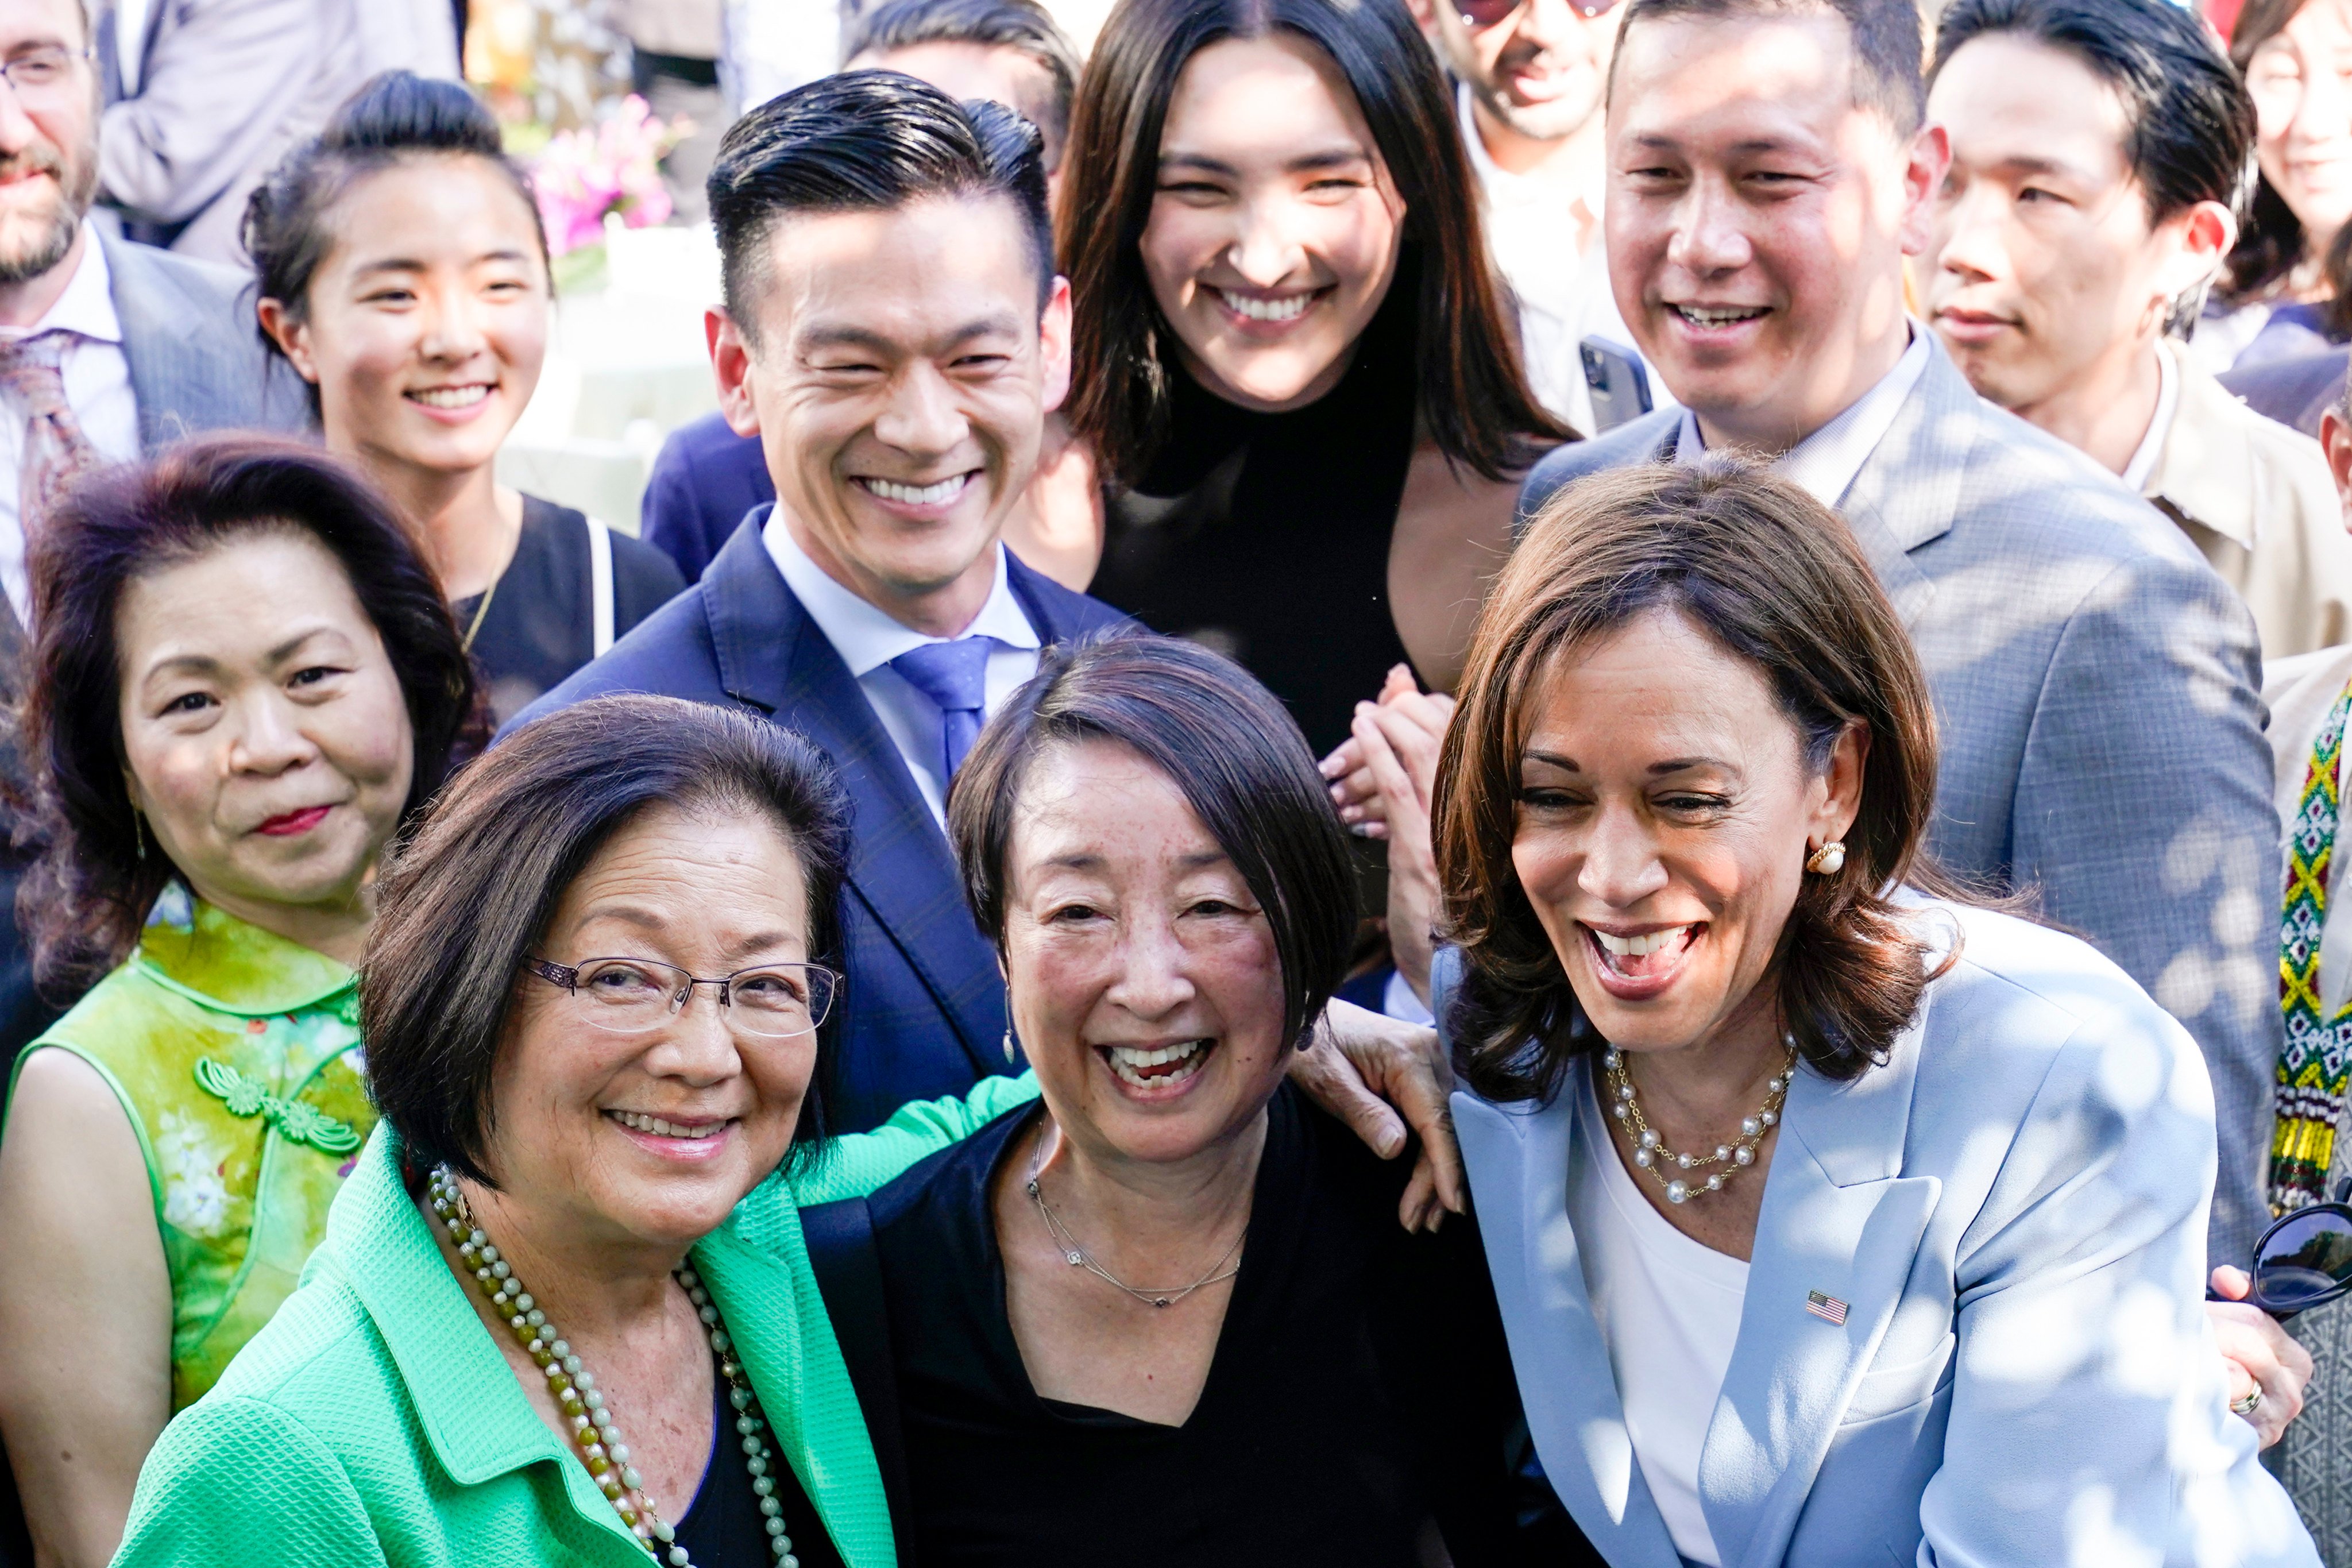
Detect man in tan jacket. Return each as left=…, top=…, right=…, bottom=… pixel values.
left=1924, top=0, right=2352, bottom=657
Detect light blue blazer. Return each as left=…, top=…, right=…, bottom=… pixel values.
left=1446, top=901, right=2317, bottom=1568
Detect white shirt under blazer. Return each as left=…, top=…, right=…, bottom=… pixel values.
left=1440, top=897, right=2316, bottom=1567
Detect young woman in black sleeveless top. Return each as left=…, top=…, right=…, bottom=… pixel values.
left=1060, top=0, right=1567, bottom=754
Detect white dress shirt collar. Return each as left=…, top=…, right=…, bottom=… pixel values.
left=760, top=511, right=1042, bottom=670
left=1676, top=326, right=1931, bottom=507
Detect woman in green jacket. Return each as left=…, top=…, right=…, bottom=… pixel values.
left=0, top=438, right=476, bottom=1567
left=109, top=692, right=1453, bottom=1568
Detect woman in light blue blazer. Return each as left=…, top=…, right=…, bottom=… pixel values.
left=1416, top=459, right=2316, bottom=1568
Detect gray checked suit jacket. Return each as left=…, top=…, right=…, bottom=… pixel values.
left=1520, top=338, right=2281, bottom=1264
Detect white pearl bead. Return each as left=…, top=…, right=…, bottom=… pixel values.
left=1759, top=1109, right=1776, bottom=1127
left=1705, top=1174, right=1723, bottom=1191
left=1639, top=1128, right=1660, bottom=1149
left=1676, top=1153, right=1693, bottom=1169
left=1665, top=1180, right=1688, bottom=1203
left=1714, top=1145, right=1731, bottom=1160
left=1735, top=1145, right=1755, bottom=1165
left=1633, top=1147, right=1653, bottom=1168
left=1741, top=1117, right=1761, bottom=1137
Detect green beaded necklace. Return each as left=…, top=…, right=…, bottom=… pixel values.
left=427, top=1166, right=802, bottom=1567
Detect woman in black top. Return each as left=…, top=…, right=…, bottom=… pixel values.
left=246, top=73, right=684, bottom=723
left=806, top=636, right=1594, bottom=1566
left=1060, top=0, right=1566, bottom=754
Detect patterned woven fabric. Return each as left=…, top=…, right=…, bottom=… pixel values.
left=0, top=327, right=105, bottom=543
left=2277, top=1102, right=2352, bottom=1564
left=2273, top=677, right=2352, bottom=1212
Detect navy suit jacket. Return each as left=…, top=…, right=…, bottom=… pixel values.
left=506, top=509, right=1132, bottom=1132
left=640, top=411, right=773, bottom=582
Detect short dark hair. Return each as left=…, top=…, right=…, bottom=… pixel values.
left=362, top=695, right=853, bottom=1187
left=1059, top=0, right=1566, bottom=487
left=16, top=435, right=478, bottom=995
left=1933, top=0, right=2253, bottom=330
left=245, top=72, right=549, bottom=408
left=707, top=70, right=1052, bottom=349
left=1437, top=459, right=1952, bottom=1100
left=1613, top=0, right=1926, bottom=136
left=948, top=634, right=1359, bottom=1053
left=844, top=0, right=1080, bottom=173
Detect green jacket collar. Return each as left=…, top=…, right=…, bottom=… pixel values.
left=323, top=1128, right=895, bottom=1568
left=133, top=885, right=356, bottom=1020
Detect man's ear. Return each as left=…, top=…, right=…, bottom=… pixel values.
left=1038, top=275, right=1073, bottom=417
left=1895, top=122, right=1952, bottom=258
left=709, top=307, right=763, bottom=439
left=2166, top=199, right=2238, bottom=299
left=2322, top=404, right=2352, bottom=530
left=256, top=297, right=322, bottom=386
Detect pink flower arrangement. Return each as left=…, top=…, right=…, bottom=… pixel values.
left=531, top=95, right=689, bottom=256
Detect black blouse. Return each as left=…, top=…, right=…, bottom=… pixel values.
left=1087, top=267, right=1423, bottom=758
left=851, top=1084, right=1588, bottom=1567
left=670, top=1358, right=844, bottom=1568
left=453, top=495, right=687, bottom=725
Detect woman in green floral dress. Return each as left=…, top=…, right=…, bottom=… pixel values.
left=0, top=437, right=476, bottom=1567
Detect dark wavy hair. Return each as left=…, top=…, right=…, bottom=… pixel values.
left=1435, top=460, right=1953, bottom=1101
left=1058, top=0, right=1565, bottom=488
left=363, top=695, right=853, bottom=1185
left=16, top=435, right=477, bottom=996
left=2224, top=0, right=2325, bottom=307
left=948, top=633, right=1358, bottom=1053
left=244, top=71, right=550, bottom=412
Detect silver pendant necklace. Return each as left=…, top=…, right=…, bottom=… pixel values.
left=1023, top=1127, right=1246, bottom=1308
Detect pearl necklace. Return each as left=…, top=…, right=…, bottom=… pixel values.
left=427, top=1167, right=801, bottom=1567
left=1602, top=1039, right=1797, bottom=1204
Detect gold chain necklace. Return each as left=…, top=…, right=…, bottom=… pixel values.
left=1602, top=1038, right=1797, bottom=1204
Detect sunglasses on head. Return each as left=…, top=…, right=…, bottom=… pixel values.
left=2239, top=1178, right=2352, bottom=1318
left=1458, top=0, right=1622, bottom=28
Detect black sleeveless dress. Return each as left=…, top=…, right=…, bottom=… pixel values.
left=1088, top=271, right=1422, bottom=757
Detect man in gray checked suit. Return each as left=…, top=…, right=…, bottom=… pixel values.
left=1516, top=0, right=2281, bottom=1269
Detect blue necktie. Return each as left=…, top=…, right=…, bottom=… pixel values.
left=890, top=638, right=995, bottom=781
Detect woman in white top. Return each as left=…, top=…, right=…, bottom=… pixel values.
left=1413, top=459, right=2315, bottom=1567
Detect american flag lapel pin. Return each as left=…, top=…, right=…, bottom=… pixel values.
left=1806, top=1289, right=1849, bottom=1325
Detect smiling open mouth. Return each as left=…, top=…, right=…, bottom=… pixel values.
left=1100, top=1038, right=1215, bottom=1090
left=1669, top=304, right=1768, bottom=328
left=857, top=473, right=973, bottom=507
left=1217, top=288, right=1318, bottom=323
left=1585, top=923, right=1700, bottom=979
left=607, top=1110, right=729, bottom=1141
left=407, top=385, right=492, bottom=409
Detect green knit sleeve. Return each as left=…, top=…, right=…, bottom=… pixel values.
left=114, top=1396, right=387, bottom=1568
left=786, top=1071, right=1041, bottom=1206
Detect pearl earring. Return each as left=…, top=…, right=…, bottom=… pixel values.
left=1805, top=840, right=1846, bottom=875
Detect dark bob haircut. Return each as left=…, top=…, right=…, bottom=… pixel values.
left=708, top=70, right=1052, bottom=347
left=948, top=633, right=1357, bottom=1053
left=17, top=435, right=476, bottom=995
left=1613, top=0, right=1927, bottom=136
left=1932, top=0, right=2253, bottom=335
left=246, top=72, right=550, bottom=412
left=1057, top=0, right=1565, bottom=488
left=1435, top=460, right=1951, bottom=1101
left=844, top=0, right=1081, bottom=172
left=363, top=694, right=852, bottom=1187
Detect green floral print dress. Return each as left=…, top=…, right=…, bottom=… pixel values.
left=2, top=883, right=373, bottom=1410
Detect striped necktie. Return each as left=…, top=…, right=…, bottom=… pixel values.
left=0, top=329, right=104, bottom=549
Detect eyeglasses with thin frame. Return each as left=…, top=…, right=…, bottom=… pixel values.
left=524, top=955, right=841, bottom=1040
left=1457, top=0, right=1621, bottom=32
left=0, top=46, right=92, bottom=103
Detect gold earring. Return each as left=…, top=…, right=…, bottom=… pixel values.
left=1003, top=1025, right=1018, bottom=1065
left=132, top=808, right=146, bottom=862
left=1805, top=840, right=1845, bottom=875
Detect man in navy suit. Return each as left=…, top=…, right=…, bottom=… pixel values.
left=512, top=75, right=1127, bottom=1131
